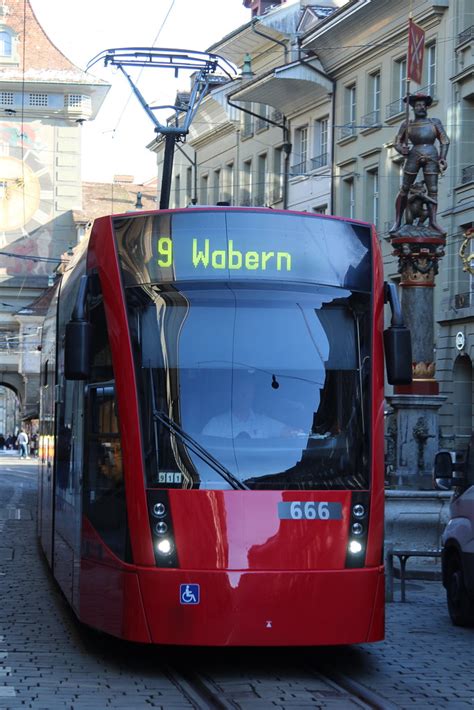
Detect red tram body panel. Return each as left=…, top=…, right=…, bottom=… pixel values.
left=39, top=207, right=387, bottom=646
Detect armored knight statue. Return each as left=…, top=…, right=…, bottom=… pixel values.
left=390, top=94, right=450, bottom=235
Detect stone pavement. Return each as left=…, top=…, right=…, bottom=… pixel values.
left=349, top=579, right=474, bottom=708
left=0, top=455, right=472, bottom=709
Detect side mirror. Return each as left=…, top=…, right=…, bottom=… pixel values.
left=65, top=320, right=91, bottom=380
left=384, top=326, right=412, bottom=385
left=433, top=450, right=466, bottom=491
left=383, top=282, right=412, bottom=385
left=64, top=274, right=91, bottom=380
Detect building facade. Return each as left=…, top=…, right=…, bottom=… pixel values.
left=152, top=0, right=474, bottom=462
left=0, top=0, right=109, bottom=423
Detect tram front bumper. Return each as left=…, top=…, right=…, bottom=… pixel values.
left=137, top=566, right=385, bottom=646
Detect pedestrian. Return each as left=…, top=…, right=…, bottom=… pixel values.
left=30, top=433, right=38, bottom=458
left=0, top=434, right=5, bottom=450
left=17, top=430, right=29, bottom=459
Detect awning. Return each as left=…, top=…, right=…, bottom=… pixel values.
left=228, top=59, right=333, bottom=115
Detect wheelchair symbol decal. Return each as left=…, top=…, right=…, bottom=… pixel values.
left=180, top=583, right=200, bottom=605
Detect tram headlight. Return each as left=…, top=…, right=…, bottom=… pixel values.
left=152, top=502, right=166, bottom=518
left=348, top=540, right=363, bottom=554
left=155, top=521, right=168, bottom=535
left=352, top=504, right=366, bottom=518
left=156, top=538, right=172, bottom=555
left=352, top=522, right=364, bottom=536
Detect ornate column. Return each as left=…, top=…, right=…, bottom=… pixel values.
left=386, top=93, right=450, bottom=489
left=388, top=226, right=447, bottom=488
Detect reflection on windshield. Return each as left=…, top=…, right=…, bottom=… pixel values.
left=127, top=284, right=370, bottom=491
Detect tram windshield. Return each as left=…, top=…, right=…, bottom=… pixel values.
left=125, top=284, right=371, bottom=490
left=116, top=209, right=372, bottom=491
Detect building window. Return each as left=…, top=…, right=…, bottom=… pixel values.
left=272, top=147, right=284, bottom=203
left=174, top=174, right=180, bottom=208
left=256, top=154, right=267, bottom=206
left=29, top=93, right=48, bottom=107
left=212, top=169, right=221, bottom=204
left=339, top=84, right=357, bottom=139
left=200, top=173, right=208, bottom=204
left=242, top=105, right=253, bottom=138
left=241, top=159, right=252, bottom=206
left=292, top=125, right=308, bottom=175
left=0, top=91, right=13, bottom=105
left=224, top=162, right=234, bottom=204
left=65, top=94, right=82, bottom=107
left=367, top=168, right=379, bottom=227
left=312, top=117, right=329, bottom=168
left=342, top=177, right=355, bottom=219
left=386, top=57, right=407, bottom=119
left=397, top=58, right=407, bottom=100
left=256, top=104, right=268, bottom=132
left=425, top=42, right=436, bottom=96
left=362, top=71, right=381, bottom=128
left=186, top=167, right=193, bottom=205
left=0, top=30, right=12, bottom=57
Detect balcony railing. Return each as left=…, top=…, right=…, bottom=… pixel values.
left=458, top=25, right=474, bottom=44
left=462, top=164, right=474, bottom=184
left=386, top=97, right=404, bottom=119
left=361, top=109, right=381, bottom=129
left=240, top=190, right=252, bottom=207
left=310, top=152, right=328, bottom=170
left=386, top=84, right=437, bottom=119
left=290, top=160, right=306, bottom=176
left=337, top=122, right=357, bottom=140
left=271, top=185, right=283, bottom=203
left=241, top=122, right=253, bottom=139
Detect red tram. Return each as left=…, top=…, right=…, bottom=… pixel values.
left=38, top=207, right=410, bottom=645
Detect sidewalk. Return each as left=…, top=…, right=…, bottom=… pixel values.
left=0, top=449, right=38, bottom=463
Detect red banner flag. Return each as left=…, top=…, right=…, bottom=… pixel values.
left=407, top=18, right=425, bottom=84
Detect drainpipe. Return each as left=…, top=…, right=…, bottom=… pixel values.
left=282, top=128, right=291, bottom=209
left=330, top=81, right=336, bottom=215
left=250, top=18, right=289, bottom=63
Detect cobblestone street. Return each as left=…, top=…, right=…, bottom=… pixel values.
left=0, top=456, right=473, bottom=709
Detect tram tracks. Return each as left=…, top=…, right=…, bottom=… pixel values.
left=163, top=656, right=398, bottom=709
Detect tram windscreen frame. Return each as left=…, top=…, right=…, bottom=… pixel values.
left=115, top=210, right=373, bottom=491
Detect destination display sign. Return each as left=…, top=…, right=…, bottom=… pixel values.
left=114, top=209, right=371, bottom=290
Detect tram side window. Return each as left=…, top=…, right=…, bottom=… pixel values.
left=83, top=297, right=130, bottom=562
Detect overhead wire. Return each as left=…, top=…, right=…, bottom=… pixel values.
left=110, top=0, right=177, bottom=136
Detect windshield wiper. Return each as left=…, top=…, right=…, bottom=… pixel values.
left=153, top=409, right=249, bottom=491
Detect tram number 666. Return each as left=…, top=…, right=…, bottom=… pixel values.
left=278, top=501, right=342, bottom=520
left=291, top=501, right=329, bottom=520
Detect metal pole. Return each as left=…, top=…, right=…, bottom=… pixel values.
left=405, top=78, right=411, bottom=148
left=160, top=134, right=176, bottom=210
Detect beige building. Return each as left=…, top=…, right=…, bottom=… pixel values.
left=153, top=1, right=337, bottom=215
left=152, top=0, right=474, bottom=460
left=301, top=0, right=474, bottom=453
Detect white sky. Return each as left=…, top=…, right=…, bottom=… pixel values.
left=30, top=0, right=252, bottom=184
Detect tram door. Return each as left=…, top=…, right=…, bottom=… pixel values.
left=38, top=287, right=59, bottom=566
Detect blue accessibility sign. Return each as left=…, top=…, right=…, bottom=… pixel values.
left=180, top=583, right=200, bottom=605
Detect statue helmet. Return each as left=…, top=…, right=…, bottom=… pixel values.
left=404, top=93, right=433, bottom=107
